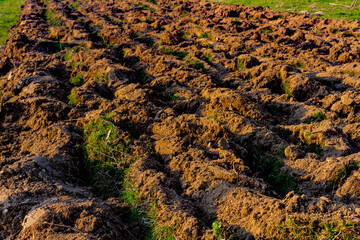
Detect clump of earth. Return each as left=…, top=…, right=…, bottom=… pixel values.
left=1, top=0, right=360, bottom=239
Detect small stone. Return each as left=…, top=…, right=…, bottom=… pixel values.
left=219, top=138, right=230, bottom=150
left=299, top=10, right=310, bottom=16
left=313, top=11, right=325, bottom=16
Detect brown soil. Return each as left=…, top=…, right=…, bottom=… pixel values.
left=1, top=0, right=360, bottom=239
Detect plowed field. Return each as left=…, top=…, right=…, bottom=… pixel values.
left=1, top=0, right=360, bottom=239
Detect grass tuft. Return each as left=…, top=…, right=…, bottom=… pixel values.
left=162, top=48, right=188, bottom=60
left=217, top=0, right=360, bottom=21
left=199, top=31, right=212, bottom=39
left=261, top=28, right=273, bottom=34
left=45, top=9, right=64, bottom=27
left=39, top=40, right=64, bottom=54
left=94, top=72, right=108, bottom=84
left=289, top=61, right=305, bottom=69
left=67, top=90, right=81, bottom=107
left=281, top=79, right=293, bottom=97
left=212, top=221, right=225, bottom=240
left=192, top=61, right=205, bottom=71
left=69, top=72, right=84, bottom=86
left=204, top=53, right=213, bottom=64
left=303, top=111, right=327, bottom=124
left=235, top=58, right=245, bottom=71
left=258, top=155, right=300, bottom=197
left=147, top=199, right=175, bottom=240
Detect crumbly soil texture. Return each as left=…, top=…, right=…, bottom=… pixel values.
left=1, top=0, right=360, bottom=239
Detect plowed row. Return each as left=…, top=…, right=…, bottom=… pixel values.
left=1, top=0, right=360, bottom=239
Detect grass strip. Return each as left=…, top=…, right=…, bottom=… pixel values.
left=0, top=0, right=24, bottom=44
left=83, top=116, right=175, bottom=240
left=213, top=0, right=360, bottom=21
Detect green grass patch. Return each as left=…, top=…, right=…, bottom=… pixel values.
left=179, top=11, right=189, bottom=17
left=259, top=155, right=300, bottom=197
left=211, top=220, right=249, bottom=239
left=63, top=51, right=72, bottom=61
left=147, top=199, right=175, bottom=240
left=281, top=79, right=293, bottom=97
left=137, top=36, right=155, bottom=47
left=45, top=9, right=64, bottom=27
left=165, top=91, right=179, bottom=102
left=0, top=83, right=4, bottom=97
left=342, top=70, right=357, bottom=76
left=289, top=61, right=305, bottom=69
left=94, top=72, right=108, bottom=84
left=303, top=111, right=327, bottom=124
left=204, top=53, right=213, bottom=64
left=212, top=221, right=225, bottom=240
left=192, top=61, right=205, bottom=71
left=312, top=76, right=335, bottom=88
left=235, top=58, right=245, bottom=71
left=69, top=72, right=84, bottom=86
left=331, top=161, right=360, bottom=186
left=261, top=28, right=273, bottom=34
left=212, top=0, right=360, bottom=21
left=268, top=218, right=360, bottom=239
left=244, top=141, right=300, bottom=197
left=63, top=45, right=89, bottom=61
left=83, top=118, right=132, bottom=197
left=67, top=90, right=81, bottom=107
left=77, top=17, right=85, bottom=24
left=39, top=40, right=65, bottom=54
left=70, top=3, right=80, bottom=9
left=0, top=0, right=24, bottom=44
left=182, top=33, right=190, bottom=39
left=70, top=61, right=85, bottom=70
left=106, top=42, right=115, bottom=49
left=161, top=48, right=188, bottom=60
left=199, top=31, right=212, bottom=39
left=65, top=4, right=77, bottom=12
left=209, top=113, right=223, bottom=123
left=83, top=118, right=175, bottom=239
